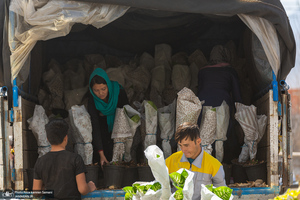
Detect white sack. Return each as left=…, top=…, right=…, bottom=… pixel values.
left=169, top=168, right=194, bottom=200
left=215, top=101, right=230, bottom=162
left=106, top=67, right=126, bottom=87
left=27, top=105, right=50, bottom=157
left=64, top=86, right=88, bottom=110
left=235, top=103, right=259, bottom=162
left=144, top=145, right=172, bottom=200
left=112, top=137, right=126, bottom=162
left=140, top=52, right=155, bottom=72
left=123, top=105, right=141, bottom=162
left=69, top=105, right=93, bottom=165
left=176, top=87, right=202, bottom=129
left=172, top=64, right=191, bottom=92
left=134, top=181, right=162, bottom=200
left=158, top=100, right=176, bottom=158
left=143, top=101, right=158, bottom=150
left=111, top=108, right=132, bottom=139
left=200, top=184, right=233, bottom=200
left=200, top=107, right=216, bottom=155
left=151, top=65, right=166, bottom=94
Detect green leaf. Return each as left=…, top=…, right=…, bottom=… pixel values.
left=151, top=182, right=162, bottom=191
left=125, top=192, right=133, bottom=200
left=205, top=184, right=213, bottom=192
left=174, top=189, right=184, bottom=200
left=147, top=101, right=157, bottom=110
left=213, top=186, right=233, bottom=200
left=131, top=114, right=140, bottom=123
left=123, top=186, right=134, bottom=194
left=132, top=183, right=140, bottom=193
left=181, top=169, right=188, bottom=180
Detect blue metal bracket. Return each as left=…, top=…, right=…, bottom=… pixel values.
left=13, top=79, right=18, bottom=107
left=278, top=101, right=282, bottom=117
left=10, top=108, right=14, bottom=123
left=272, top=71, right=278, bottom=102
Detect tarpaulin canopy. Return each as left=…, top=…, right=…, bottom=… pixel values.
left=0, top=0, right=296, bottom=97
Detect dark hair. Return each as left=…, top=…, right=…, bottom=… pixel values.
left=175, top=122, right=200, bottom=143
left=90, top=75, right=107, bottom=88
left=45, top=119, right=69, bottom=145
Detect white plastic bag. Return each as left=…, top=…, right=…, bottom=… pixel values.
left=134, top=181, right=163, bottom=200
left=200, top=107, right=216, bottom=155
left=176, top=87, right=203, bottom=129
left=69, top=105, right=93, bottom=165
left=235, top=103, right=259, bottom=162
left=158, top=100, right=176, bottom=158
left=144, top=145, right=172, bottom=200
left=200, top=184, right=233, bottom=200
left=111, top=107, right=132, bottom=162
left=143, top=101, right=158, bottom=150
left=27, top=105, right=51, bottom=157
left=215, top=101, right=230, bottom=162
left=123, top=105, right=141, bottom=162
left=169, top=168, right=194, bottom=200
left=172, top=64, right=191, bottom=92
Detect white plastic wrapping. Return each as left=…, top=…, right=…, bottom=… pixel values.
left=9, top=0, right=129, bottom=81
left=144, top=145, right=172, bottom=200
left=69, top=105, right=93, bottom=165
left=27, top=105, right=51, bottom=157
left=111, top=108, right=132, bottom=139
left=199, top=107, right=216, bottom=155
left=215, top=101, right=230, bottom=162
left=176, top=87, right=203, bottom=129
left=123, top=105, right=141, bottom=162
left=112, top=137, right=126, bottom=162
left=169, top=168, right=194, bottom=200
left=134, top=181, right=163, bottom=200
left=143, top=101, right=158, bottom=150
left=111, top=107, right=132, bottom=162
left=235, top=103, right=259, bottom=162
left=158, top=100, right=176, bottom=158
left=200, top=184, right=233, bottom=200
left=172, top=64, right=191, bottom=92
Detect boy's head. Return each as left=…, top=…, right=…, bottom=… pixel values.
left=175, top=122, right=202, bottom=159
left=45, top=119, right=69, bottom=145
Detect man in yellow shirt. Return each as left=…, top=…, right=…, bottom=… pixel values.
left=166, top=122, right=226, bottom=200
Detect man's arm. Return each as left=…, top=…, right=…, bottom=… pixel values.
left=212, top=166, right=227, bottom=187
left=76, top=173, right=96, bottom=195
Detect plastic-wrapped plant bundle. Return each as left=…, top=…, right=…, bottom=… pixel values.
left=158, top=100, right=176, bottom=158
left=123, top=105, right=141, bottom=162
left=111, top=107, right=132, bottom=162
left=172, top=64, right=191, bottom=92
left=69, top=105, right=93, bottom=165
left=27, top=105, right=51, bottom=157
left=176, top=87, right=203, bottom=130
left=201, top=184, right=233, bottom=200
left=123, top=181, right=162, bottom=200
left=199, top=107, right=216, bottom=155
left=215, top=101, right=230, bottom=162
left=144, top=145, right=172, bottom=200
left=169, top=168, right=194, bottom=200
left=235, top=103, right=267, bottom=162
left=143, top=101, right=158, bottom=150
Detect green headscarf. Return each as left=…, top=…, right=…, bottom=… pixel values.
left=89, top=68, right=120, bottom=132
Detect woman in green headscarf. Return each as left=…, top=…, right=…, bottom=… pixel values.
left=88, top=68, right=129, bottom=166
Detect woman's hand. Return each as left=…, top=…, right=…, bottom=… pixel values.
left=99, top=151, right=109, bottom=167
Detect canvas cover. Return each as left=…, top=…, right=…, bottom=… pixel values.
left=0, top=0, right=296, bottom=99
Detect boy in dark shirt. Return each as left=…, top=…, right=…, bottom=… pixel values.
left=33, top=119, right=96, bottom=199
